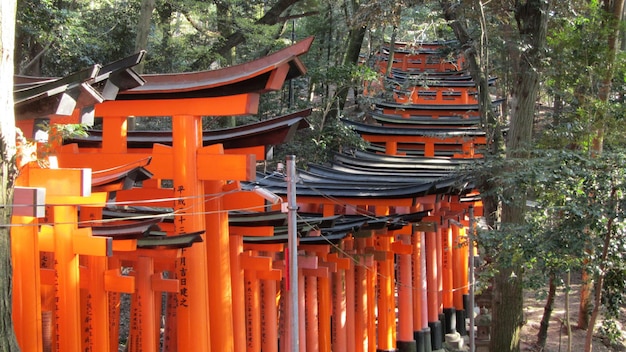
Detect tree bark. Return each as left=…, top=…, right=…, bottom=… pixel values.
left=537, top=272, right=556, bottom=349
left=134, top=0, right=156, bottom=74
left=0, top=0, right=21, bottom=350
left=584, top=187, right=617, bottom=352
left=579, top=0, right=625, bottom=329
left=491, top=1, right=549, bottom=351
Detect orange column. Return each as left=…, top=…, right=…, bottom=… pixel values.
left=204, top=179, right=235, bottom=351
left=413, top=223, right=430, bottom=351
left=344, top=241, right=356, bottom=352
left=452, top=223, right=469, bottom=335
left=53, top=205, right=83, bottom=351
left=318, top=272, right=331, bottom=352
left=354, top=239, right=368, bottom=352
left=244, top=269, right=261, bottom=352
left=298, top=268, right=307, bottom=352
left=229, top=235, right=247, bottom=352
left=442, top=223, right=456, bottom=335
left=305, top=272, right=318, bottom=352
left=108, top=257, right=123, bottom=352
left=376, top=233, right=395, bottom=351
left=261, top=279, right=278, bottom=351
left=426, top=226, right=443, bottom=351
left=332, top=267, right=348, bottom=351
left=172, top=114, right=211, bottom=352
left=79, top=206, right=110, bottom=352
left=11, top=215, right=44, bottom=352
left=365, top=237, right=377, bottom=352
left=396, top=232, right=415, bottom=352
left=127, top=256, right=157, bottom=352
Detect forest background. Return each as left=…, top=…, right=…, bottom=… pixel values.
left=2, top=0, right=626, bottom=351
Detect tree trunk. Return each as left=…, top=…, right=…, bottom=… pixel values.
left=537, top=272, right=556, bottom=349
left=491, top=1, right=549, bottom=351
left=134, top=0, right=156, bottom=74
left=565, top=271, right=572, bottom=352
left=579, top=0, right=625, bottom=329
left=584, top=187, right=617, bottom=352
left=0, top=0, right=21, bottom=351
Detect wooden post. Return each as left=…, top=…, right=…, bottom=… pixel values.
left=452, top=223, right=469, bottom=335
left=172, top=114, right=211, bottom=352
left=261, top=278, right=278, bottom=352
left=305, top=269, right=319, bottom=352
left=397, top=232, right=416, bottom=352
left=355, top=238, right=368, bottom=352
left=298, top=268, right=307, bottom=352
left=376, top=232, right=395, bottom=351
left=366, top=237, right=377, bottom=352
left=204, top=179, right=235, bottom=351
left=344, top=239, right=356, bottom=352
left=229, top=234, right=247, bottom=352
left=11, top=188, right=45, bottom=352
left=426, top=225, right=442, bottom=351
left=244, top=269, right=261, bottom=352
left=442, top=223, right=456, bottom=335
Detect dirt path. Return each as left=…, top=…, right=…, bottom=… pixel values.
left=519, top=275, right=626, bottom=352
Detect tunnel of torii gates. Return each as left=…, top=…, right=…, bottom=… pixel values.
left=9, top=35, right=483, bottom=352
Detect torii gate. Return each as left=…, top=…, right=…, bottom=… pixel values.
left=55, top=36, right=314, bottom=352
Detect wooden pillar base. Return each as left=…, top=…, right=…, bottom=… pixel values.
left=443, top=308, right=456, bottom=334
left=455, top=309, right=467, bottom=336
left=428, top=321, right=442, bottom=351
left=396, top=340, right=417, bottom=352
left=413, top=328, right=431, bottom=352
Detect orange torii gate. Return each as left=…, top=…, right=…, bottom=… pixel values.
left=375, top=44, right=465, bottom=74
left=53, top=36, right=314, bottom=352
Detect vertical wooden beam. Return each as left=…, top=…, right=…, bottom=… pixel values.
left=11, top=215, right=43, bottom=352
left=230, top=235, right=247, bottom=352
left=397, top=232, right=415, bottom=352
left=442, top=223, right=456, bottom=335
left=172, top=114, right=211, bottom=352
left=205, top=179, right=235, bottom=351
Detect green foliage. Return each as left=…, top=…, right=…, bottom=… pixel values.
left=17, top=0, right=140, bottom=76
left=470, top=149, right=626, bottom=294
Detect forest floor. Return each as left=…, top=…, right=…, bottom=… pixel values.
left=518, top=272, right=626, bottom=352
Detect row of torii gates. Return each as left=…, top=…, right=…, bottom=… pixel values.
left=11, top=36, right=487, bottom=352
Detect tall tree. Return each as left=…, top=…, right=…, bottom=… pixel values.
left=492, top=2, right=549, bottom=351
left=0, top=0, right=21, bottom=350
left=441, top=1, right=550, bottom=350
left=134, top=0, right=156, bottom=74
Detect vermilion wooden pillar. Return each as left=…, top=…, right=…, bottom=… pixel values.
left=396, top=230, right=415, bottom=352
left=376, top=232, right=395, bottom=352
left=354, top=238, right=368, bottom=352
left=365, top=236, right=377, bottom=352
left=329, top=252, right=350, bottom=352
left=413, top=220, right=432, bottom=352
left=305, top=267, right=319, bottom=352
left=452, top=223, right=469, bottom=335
left=261, top=278, right=278, bottom=352
left=11, top=203, right=44, bottom=352
left=298, top=268, right=307, bottom=352
left=344, top=238, right=356, bottom=352
left=318, top=269, right=331, bottom=352
left=442, top=222, right=456, bottom=335
left=426, top=224, right=442, bottom=351
left=172, top=114, right=211, bottom=352
left=204, top=179, right=235, bottom=351
left=229, top=234, right=247, bottom=352
left=244, top=268, right=261, bottom=352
